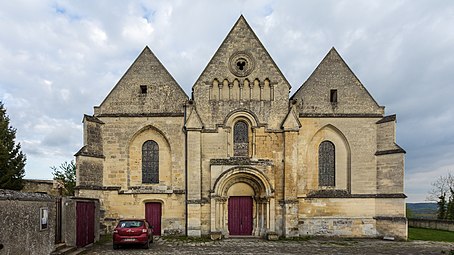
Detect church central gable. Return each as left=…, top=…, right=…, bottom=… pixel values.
left=192, top=16, right=291, bottom=130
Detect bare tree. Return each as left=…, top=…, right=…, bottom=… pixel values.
left=428, top=173, right=454, bottom=219
left=427, top=173, right=454, bottom=201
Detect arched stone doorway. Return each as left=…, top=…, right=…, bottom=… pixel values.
left=210, top=167, right=275, bottom=237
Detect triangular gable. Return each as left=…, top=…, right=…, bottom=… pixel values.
left=191, top=15, right=292, bottom=130
left=282, top=105, right=302, bottom=131
left=291, top=48, right=384, bottom=116
left=185, top=105, right=204, bottom=130
left=193, top=15, right=291, bottom=94
left=96, top=46, right=188, bottom=116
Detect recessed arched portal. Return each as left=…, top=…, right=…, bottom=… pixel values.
left=211, top=167, right=275, bottom=237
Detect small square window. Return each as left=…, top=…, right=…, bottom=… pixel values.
left=140, top=85, right=148, bottom=94
left=330, top=89, right=337, bottom=103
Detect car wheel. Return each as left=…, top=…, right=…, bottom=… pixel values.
left=113, top=244, right=119, bottom=250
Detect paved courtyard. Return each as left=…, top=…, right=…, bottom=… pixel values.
left=84, top=237, right=454, bottom=255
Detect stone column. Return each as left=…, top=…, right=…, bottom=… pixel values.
left=239, top=81, right=244, bottom=100
left=259, top=81, right=264, bottom=101
left=220, top=197, right=227, bottom=236
left=210, top=197, right=217, bottom=232
left=187, top=129, right=202, bottom=237
left=218, top=83, right=223, bottom=100
left=282, top=130, right=299, bottom=237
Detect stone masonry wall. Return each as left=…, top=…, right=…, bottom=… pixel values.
left=77, top=189, right=185, bottom=235
left=96, top=116, right=185, bottom=190
left=298, top=117, right=380, bottom=195
left=0, top=189, right=55, bottom=255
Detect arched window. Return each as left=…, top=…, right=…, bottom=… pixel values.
left=319, top=141, right=335, bottom=187
left=233, top=120, right=249, bottom=156
left=142, top=140, right=159, bottom=183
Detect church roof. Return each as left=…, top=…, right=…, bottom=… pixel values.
left=291, top=47, right=384, bottom=116
left=96, top=46, right=188, bottom=116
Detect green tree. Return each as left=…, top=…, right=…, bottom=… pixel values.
left=0, top=101, right=26, bottom=190
left=406, top=204, right=414, bottom=219
left=447, top=188, right=454, bottom=220
left=437, top=194, right=447, bottom=220
left=52, top=160, right=76, bottom=196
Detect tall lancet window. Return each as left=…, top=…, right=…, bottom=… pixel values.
left=319, top=141, right=335, bottom=187
left=142, top=140, right=159, bottom=183
left=233, top=120, right=249, bottom=156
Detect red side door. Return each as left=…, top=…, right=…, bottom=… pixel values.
left=76, top=201, right=95, bottom=247
left=145, top=202, right=162, bottom=236
left=228, top=196, right=253, bottom=235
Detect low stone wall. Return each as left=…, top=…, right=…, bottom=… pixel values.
left=0, top=189, right=56, bottom=255
left=298, top=216, right=407, bottom=240
left=22, top=179, right=60, bottom=196
left=408, top=218, right=454, bottom=232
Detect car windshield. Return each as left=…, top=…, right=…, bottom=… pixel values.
left=118, top=220, right=144, bottom=228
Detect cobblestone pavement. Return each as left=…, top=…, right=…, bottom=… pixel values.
left=83, top=237, right=454, bottom=255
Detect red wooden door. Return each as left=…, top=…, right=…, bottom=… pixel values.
left=228, top=196, right=253, bottom=235
left=145, top=202, right=162, bottom=236
left=76, top=201, right=95, bottom=247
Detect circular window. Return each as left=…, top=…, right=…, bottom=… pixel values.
left=229, top=51, right=255, bottom=77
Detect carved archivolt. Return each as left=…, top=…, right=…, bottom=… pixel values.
left=213, top=167, right=274, bottom=199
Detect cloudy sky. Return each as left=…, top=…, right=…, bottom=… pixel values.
left=1, top=1, right=453, bottom=202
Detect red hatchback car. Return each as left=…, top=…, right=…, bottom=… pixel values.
left=113, top=219, right=153, bottom=249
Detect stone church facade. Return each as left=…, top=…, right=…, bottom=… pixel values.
left=75, top=16, right=407, bottom=239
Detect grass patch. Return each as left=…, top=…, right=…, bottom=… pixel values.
left=96, top=234, right=112, bottom=244
left=409, top=227, right=454, bottom=242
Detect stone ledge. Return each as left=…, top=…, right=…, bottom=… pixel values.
left=210, top=157, right=273, bottom=166
left=306, top=190, right=407, bottom=198
left=84, top=114, right=104, bottom=124
left=0, top=189, right=54, bottom=201
left=187, top=198, right=210, bottom=204
left=75, top=185, right=121, bottom=191
left=375, top=146, right=406, bottom=155
left=374, top=216, right=407, bottom=223
left=376, top=114, right=396, bottom=124
left=74, top=145, right=105, bottom=158
left=96, top=112, right=184, bottom=117
left=299, top=113, right=383, bottom=118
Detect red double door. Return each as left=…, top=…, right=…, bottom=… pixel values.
left=145, top=202, right=162, bottom=236
left=228, top=196, right=253, bottom=235
left=76, top=201, right=95, bottom=247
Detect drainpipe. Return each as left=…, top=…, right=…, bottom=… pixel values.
left=183, top=101, right=188, bottom=236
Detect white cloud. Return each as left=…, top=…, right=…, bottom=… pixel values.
left=121, top=17, right=154, bottom=43
left=0, top=1, right=453, bottom=204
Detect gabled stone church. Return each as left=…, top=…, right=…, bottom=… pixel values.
left=75, top=16, right=407, bottom=239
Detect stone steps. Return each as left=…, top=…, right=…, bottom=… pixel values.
left=51, top=243, right=86, bottom=255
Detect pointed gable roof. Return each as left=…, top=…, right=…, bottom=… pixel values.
left=185, top=105, right=204, bottom=130
left=291, top=47, right=384, bottom=116
left=193, top=15, right=291, bottom=91
left=96, top=46, right=188, bottom=116
left=282, top=105, right=302, bottom=131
